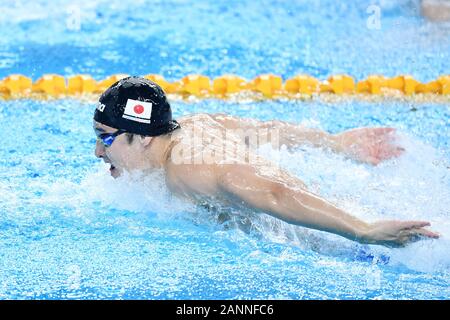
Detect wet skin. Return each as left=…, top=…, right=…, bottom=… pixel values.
left=94, top=113, right=439, bottom=247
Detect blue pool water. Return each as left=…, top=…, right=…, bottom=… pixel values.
left=0, top=0, right=449, bottom=299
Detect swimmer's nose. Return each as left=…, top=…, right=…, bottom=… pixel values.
left=95, top=139, right=105, bottom=158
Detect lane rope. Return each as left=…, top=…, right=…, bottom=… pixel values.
left=0, top=73, right=449, bottom=100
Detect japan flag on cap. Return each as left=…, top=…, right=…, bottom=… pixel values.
left=122, top=99, right=153, bottom=124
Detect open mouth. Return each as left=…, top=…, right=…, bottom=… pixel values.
left=108, top=164, right=120, bottom=178
left=103, top=157, right=120, bottom=178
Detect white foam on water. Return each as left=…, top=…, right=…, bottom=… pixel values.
left=257, top=130, right=450, bottom=272
left=35, top=130, right=449, bottom=272
left=38, top=163, right=196, bottom=221
left=81, top=165, right=196, bottom=218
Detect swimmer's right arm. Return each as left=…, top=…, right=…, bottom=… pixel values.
left=217, top=164, right=439, bottom=247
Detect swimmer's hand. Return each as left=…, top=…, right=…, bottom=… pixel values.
left=333, top=127, right=404, bottom=165
left=360, top=220, right=440, bottom=247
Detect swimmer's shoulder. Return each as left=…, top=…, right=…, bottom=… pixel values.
left=176, top=113, right=230, bottom=135
left=164, top=160, right=221, bottom=198
left=177, top=112, right=215, bottom=123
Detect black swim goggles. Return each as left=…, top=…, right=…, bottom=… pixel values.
left=96, top=129, right=127, bottom=148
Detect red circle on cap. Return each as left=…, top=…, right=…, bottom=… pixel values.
left=134, top=104, right=144, bottom=114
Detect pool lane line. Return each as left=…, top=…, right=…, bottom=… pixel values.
left=0, top=74, right=449, bottom=100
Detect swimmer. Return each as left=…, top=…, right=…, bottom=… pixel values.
left=421, top=0, right=450, bottom=22
left=93, top=76, right=440, bottom=248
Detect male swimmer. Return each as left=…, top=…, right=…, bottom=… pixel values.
left=93, top=76, right=439, bottom=247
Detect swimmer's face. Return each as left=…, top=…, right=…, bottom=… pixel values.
left=93, top=121, right=152, bottom=178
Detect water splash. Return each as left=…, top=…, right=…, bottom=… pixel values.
left=258, top=130, right=450, bottom=272
left=36, top=129, right=450, bottom=273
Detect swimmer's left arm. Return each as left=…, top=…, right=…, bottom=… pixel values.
left=269, top=124, right=405, bottom=165
left=217, top=164, right=439, bottom=247
left=212, top=114, right=404, bottom=165
left=211, top=114, right=335, bottom=148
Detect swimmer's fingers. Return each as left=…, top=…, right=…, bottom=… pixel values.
left=366, top=156, right=381, bottom=166
left=379, top=130, right=404, bottom=154
left=392, top=146, right=405, bottom=156
left=364, top=130, right=404, bottom=164
left=370, top=128, right=397, bottom=142
left=373, top=127, right=396, bottom=135
left=408, top=228, right=440, bottom=239
left=341, top=127, right=404, bottom=165
left=377, top=144, right=405, bottom=160
left=398, top=220, right=431, bottom=229
left=366, top=220, right=439, bottom=247
left=366, top=146, right=404, bottom=165
left=397, top=229, right=440, bottom=246
left=397, top=222, right=440, bottom=244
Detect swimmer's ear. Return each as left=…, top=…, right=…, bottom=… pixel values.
left=139, top=135, right=153, bottom=147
